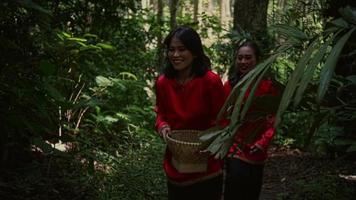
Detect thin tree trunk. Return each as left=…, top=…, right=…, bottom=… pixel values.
left=208, top=0, right=214, bottom=13
left=233, top=0, right=269, bottom=48
left=156, top=0, right=164, bottom=71
left=193, top=0, right=199, bottom=23
left=219, top=0, right=230, bottom=25
left=169, top=0, right=179, bottom=29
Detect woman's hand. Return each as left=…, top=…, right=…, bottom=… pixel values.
left=249, top=144, right=263, bottom=154
left=158, top=124, right=171, bottom=142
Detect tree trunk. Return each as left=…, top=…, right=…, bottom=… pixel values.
left=220, top=0, right=231, bottom=25
left=233, top=0, right=269, bottom=47
left=208, top=0, right=214, bottom=13
left=193, top=0, right=199, bottom=23
left=156, top=0, right=165, bottom=70
left=169, top=0, right=179, bottom=29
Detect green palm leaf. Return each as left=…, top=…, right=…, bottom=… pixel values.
left=293, top=40, right=329, bottom=106
left=275, top=39, right=317, bottom=126
left=317, top=27, right=356, bottom=102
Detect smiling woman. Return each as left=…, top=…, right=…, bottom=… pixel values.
left=167, top=37, right=194, bottom=77
left=155, top=26, right=225, bottom=200
left=222, top=40, right=279, bottom=200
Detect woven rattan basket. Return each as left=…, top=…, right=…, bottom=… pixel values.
left=166, top=130, right=209, bottom=173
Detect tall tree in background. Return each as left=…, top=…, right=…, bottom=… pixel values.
left=156, top=0, right=165, bottom=70
left=220, top=0, right=232, bottom=25
left=169, top=0, right=179, bottom=29
left=193, top=0, right=199, bottom=23
left=233, top=0, right=269, bottom=48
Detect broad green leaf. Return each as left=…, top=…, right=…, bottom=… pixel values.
left=317, top=27, right=356, bottom=102
left=239, top=66, right=269, bottom=121
left=200, top=128, right=225, bottom=142
left=294, top=40, right=329, bottom=106
left=276, top=40, right=317, bottom=126
left=271, top=24, right=309, bottom=41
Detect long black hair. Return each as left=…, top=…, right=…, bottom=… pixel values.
left=228, top=40, right=261, bottom=87
left=162, top=26, right=211, bottom=78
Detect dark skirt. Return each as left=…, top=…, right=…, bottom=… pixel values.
left=224, top=158, right=264, bottom=200
left=167, top=175, right=223, bottom=200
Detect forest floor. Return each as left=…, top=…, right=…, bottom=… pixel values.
left=259, top=147, right=356, bottom=200
left=1, top=140, right=355, bottom=200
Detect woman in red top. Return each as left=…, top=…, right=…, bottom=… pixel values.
left=223, top=41, right=279, bottom=200
left=155, top=26, right=225, bottom=200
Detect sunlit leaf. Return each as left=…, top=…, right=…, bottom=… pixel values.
left=115, top=113, right=130, bottom=121
left=97, top=43, right=116, bottom=51
left=67, top=37, right=87, bottom=42
left=32, top=138, right=54, bottom=154
left=119, top=72, right=137, bottom=80
left=104, top=116, right=119, bottom=123
left=96, top=76, right=112, bottom=87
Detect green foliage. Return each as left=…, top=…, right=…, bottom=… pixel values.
left=203, top=6, right=356, bottom=158
left=98, top=137, right=166, bottom=200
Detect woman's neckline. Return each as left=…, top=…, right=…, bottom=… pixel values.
left=176, top=76, right=193, bottom=85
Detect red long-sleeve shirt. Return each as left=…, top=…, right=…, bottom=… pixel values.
left=155, top=70, right=225, bottom=185
left=223, top=79, right=279, bottom=164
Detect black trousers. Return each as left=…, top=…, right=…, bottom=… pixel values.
left=224, top=158, right=264, bottom=200
left=167, top=175, right=223, bottom=200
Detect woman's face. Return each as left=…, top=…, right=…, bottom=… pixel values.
left=168, top=36, right=194, bottom=72
left=235, top=46, right=257, bottom=74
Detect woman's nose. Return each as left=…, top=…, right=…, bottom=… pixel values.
left=240, top=58, right=247, bottom=63
left=173, top=51, right=180, bottom=56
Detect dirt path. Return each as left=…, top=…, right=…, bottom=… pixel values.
left=259, top=147, right=356, bottom=200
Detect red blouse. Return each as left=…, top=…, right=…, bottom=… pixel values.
left=223, top=79, right=279, bottom=164
left=155, top=70, right=225, bottom=184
